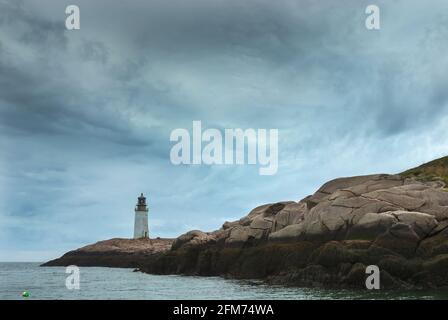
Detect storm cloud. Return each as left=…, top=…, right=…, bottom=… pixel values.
left=1, top=0, right=448, bottom=261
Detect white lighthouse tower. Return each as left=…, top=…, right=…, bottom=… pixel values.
left=134, top=193, right=149, bottom=239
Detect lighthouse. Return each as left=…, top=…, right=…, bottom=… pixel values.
left=134, top=193, right=149, bottom=239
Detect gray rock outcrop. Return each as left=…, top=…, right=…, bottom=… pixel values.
left=143, top=173, right=448, bottom=289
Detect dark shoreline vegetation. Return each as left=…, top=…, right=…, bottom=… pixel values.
left=44, top=156, right=448, bottom=290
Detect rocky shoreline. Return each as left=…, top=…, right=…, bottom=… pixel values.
left=140, top=171, right=448, bottom=289
left=42, top=238, right=174, bottom=268
left=44, top=157, right=448, bottom=289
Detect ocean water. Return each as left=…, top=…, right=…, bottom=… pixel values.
left=1, top=262, right=447, bottom=300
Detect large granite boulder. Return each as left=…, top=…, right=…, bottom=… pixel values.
left=171, top=230, right=216, bottom=250
left=153, top=171, right=448, bottom=289
left=173, top=174, right=448, bottom=253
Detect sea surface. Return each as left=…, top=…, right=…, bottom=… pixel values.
left=1, top=262, right=448, bottom=300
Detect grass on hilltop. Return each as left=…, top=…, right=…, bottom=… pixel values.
left=400, top=156, right=448, bottom=187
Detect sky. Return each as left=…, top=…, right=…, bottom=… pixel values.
left=1, top=0, right=448, bottom=261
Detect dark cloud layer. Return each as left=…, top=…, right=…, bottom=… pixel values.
left=1, top=0, right=448, bottom=260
